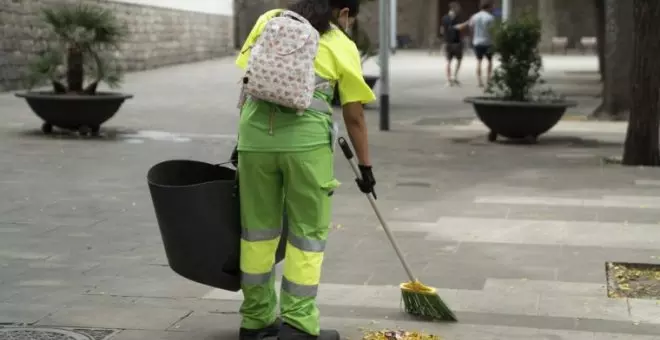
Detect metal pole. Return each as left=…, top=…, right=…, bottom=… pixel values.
left=379, top=0, right=391, bottom=131
left=390, top=0, right=397, bottom=53
left=502, top=0, right=511, bottom=21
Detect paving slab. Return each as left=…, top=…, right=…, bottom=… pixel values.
left=2, top=54, right=660, bottom=338
left=37, top=305, right=192, bottom=330
left=0, top=303, right=57, bottom=324
left=394, top=216, right=660, bottom=249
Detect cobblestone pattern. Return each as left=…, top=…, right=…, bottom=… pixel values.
left=0, top=0, right=233, bottom=92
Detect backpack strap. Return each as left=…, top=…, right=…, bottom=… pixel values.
left=279, top=10, right=312, bottom=26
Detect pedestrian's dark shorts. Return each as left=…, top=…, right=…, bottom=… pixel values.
left=474, top=44, right=493, bottom=61
left=444, top=43, right=463, bottom=60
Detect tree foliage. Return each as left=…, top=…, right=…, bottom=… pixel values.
left=26, top=3, right=127, bottom=94
left=485, top=14, right=543, bottom=101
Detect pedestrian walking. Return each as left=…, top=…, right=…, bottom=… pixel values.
left=440, top=1, right=464, bottom=86
left=455, top=0, right=496, bottom=87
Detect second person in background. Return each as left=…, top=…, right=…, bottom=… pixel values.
left=455, top=0, right=496, bottom=87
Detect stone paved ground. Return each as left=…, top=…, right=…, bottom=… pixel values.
left=1, top=52, right=659, bottom=339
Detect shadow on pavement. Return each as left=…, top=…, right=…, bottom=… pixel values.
left=450, top=135, right=623, bottom=148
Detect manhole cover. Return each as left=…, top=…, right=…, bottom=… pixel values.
left=0, top=327, right=116, bottom=340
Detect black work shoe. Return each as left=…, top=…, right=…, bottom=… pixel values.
left=239, top=318, right=282, bottom=340
left=278, top=323, right=340, bottom=340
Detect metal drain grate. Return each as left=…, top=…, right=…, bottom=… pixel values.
left=0, top=327, right=116, bottom=340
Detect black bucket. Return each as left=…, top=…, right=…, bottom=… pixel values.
left=147, top=160, right=287, bottom=292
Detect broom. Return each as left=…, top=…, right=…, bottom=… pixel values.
left=337, top=137, right=458, bottom=322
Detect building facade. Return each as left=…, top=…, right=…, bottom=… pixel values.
left=359, top=0, right=596, bottom=51
left=1, top=0, right=596, bottom=91
left=0, top=0, right=235, bottom=91
left=235, top=0, right=596, bottom=53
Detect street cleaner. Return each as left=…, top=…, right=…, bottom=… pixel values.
left=233, top=0, right=377, bottom=339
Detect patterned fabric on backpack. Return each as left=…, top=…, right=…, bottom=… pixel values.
left=238, top=10, right=320, bottom=114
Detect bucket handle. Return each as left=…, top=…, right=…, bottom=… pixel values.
left=215, top=161, right=234, bottom=168
left=214, top=160, right=239, bottom=198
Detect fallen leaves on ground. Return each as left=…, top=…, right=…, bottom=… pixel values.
left=608, top=262, right=660, bottom=299
left=362, top=329, right=442, bottom=340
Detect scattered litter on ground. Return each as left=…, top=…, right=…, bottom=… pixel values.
left=607, top=262, right=660, bottom=300
left=362, top=329, right=442, bottom=340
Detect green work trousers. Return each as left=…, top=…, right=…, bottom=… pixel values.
left=238, top=146, right=339, bottom=336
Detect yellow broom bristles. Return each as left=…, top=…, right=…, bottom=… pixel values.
left=400, top=281, right=457, bottom=321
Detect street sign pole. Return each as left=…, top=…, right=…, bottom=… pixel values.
left=502, top=0, right=511, bottom=21
left=390, top=0, right=397, bottom=53
left=378, top=0, right=391, bottom=131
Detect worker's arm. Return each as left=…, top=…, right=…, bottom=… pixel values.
left=336, top=37, right=376, bottom=165
left=454, top=21, right=469, bottom=30
left=342, top=103, right=371, bottom=166
left=454, top=14, right=474, bottom=31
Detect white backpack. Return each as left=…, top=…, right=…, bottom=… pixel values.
left=238, top=11, right=320, bottom=113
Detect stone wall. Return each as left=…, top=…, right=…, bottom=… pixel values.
left=554, top=0, right=596, bottom=49
left=234, top=0, right=280, bottom=49
left=515, top=0, right=596, bottom=51
left=0, top=0, right=234, bottom=92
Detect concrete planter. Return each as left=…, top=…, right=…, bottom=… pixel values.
left=15, top=91, right=133, bottom=136
left=464, top=96, right=577, bottom=143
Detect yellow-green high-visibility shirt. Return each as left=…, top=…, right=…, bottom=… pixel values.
left=236, top=9, right=376, bottom=152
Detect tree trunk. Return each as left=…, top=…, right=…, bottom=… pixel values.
left=622, top=0, right=660, bottom=166
left=592, top=0, right=633, bottom=120
left=66, top=47, right=84, bottom=93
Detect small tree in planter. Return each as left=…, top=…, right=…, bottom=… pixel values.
left=15, top=3, right=133, bottom=136
left=464, top=14, right=576, bottom=143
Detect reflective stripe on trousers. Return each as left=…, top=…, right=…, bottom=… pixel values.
left=239, top=227, right=326, bottom=294
left=240, top=227, right=281, bottom=285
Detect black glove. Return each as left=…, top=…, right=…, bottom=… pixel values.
left=356, top=165, right=376, bottom=198
left=230, top=145, right=238, bottom=167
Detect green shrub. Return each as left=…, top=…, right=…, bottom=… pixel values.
left=486, top=14, right=551, bottom=101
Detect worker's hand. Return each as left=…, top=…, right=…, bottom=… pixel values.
left=230, top=145, right=238, bottom=167
left=356, top=165, right=376, bottom=198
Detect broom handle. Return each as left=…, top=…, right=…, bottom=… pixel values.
left=337, top=137, right=418, bottom=283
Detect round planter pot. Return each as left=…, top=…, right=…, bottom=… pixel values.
left=15, top=91, right=133, bottom=136
left=332, top=75, right=380, bottom=107
left=464, top=96, right=577, bottom=143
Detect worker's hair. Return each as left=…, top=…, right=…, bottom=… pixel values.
left=330, top=0, right=360, bottom=17
left=480, top=0, right=494, bottom=10
left=288, top=0, right=360, bottom=35
left=449, top=1, right=461, bottom=12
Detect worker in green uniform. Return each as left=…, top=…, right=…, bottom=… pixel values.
left=233, top=0, right=376, bottom=339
